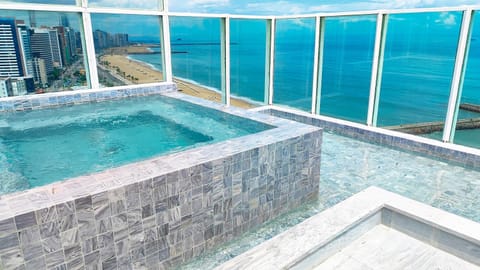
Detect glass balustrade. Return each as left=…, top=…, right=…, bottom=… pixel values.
left=230, top=19, right=267, bottom=108
left=0, top=9, right=87, bottom=97
left=273, top=18, right=316, bottom=112
left=170, top=16, right=222, bottom=104
left=1, top=2, right=480, bottom=150
left=452, top=11, right=480, bottom=148
left=91, top=13, right=164, bottom=88
left=377, top=12, right=462, bottom=141
left=319, top=15, right=376, bottom=123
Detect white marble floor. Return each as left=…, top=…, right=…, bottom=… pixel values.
left=313, top=225, right=480, bottom=270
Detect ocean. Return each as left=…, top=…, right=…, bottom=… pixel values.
left=129, top=13, right=480, bottom=147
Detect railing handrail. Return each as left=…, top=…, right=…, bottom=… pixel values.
left=1, top=1, right=479, bottom=18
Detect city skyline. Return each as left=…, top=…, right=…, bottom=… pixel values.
left=0, top=12, right=84, bottom=97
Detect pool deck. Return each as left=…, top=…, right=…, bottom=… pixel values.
left=215, top=187, right=480, bottom=270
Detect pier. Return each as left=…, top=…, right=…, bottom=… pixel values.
left=460, top=103, right=480, bottom=113
left=386, top=118, right=480, bottom=135
left=386, top=103, right=480, bottom=135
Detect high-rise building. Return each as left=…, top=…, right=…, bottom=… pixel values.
left=54, top=26, right=77, bottom=66
left=30, top=28, right=55, bottom=73
left=0, top=18, right=25, bottom=77
left=113, top=33, right=129, bottom=47
left=67, top=28, right=77, bottom=58
left=59, top=14, right=70, bottom=28
left=48, top=29, right=63, bottom=68
left=54, top=26, right=70, bottom=65
left=75, top=31, right=82, bottom=54
left=17, top=22, right=34, bottom=77
left=32, top=56, right=47, bottom=87
left=28, top=11, right=36, bottom=28
left=93, top=29, right=110, bottom=49
left=93, top=30, right=129, bottom=50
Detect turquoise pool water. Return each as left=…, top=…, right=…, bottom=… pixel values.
left=0, top=95, right=272, bottom=195
left=180, top=132, right=480, bottom=269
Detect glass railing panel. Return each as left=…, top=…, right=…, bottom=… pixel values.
left=170, top=17, right=222, bottom=104
left=377, top=12, right=462, bottom=141
left=230, top=19, right=267, bottom=108
left=273, top=18, right=316, bottom=112
left=88, top=0, right=162, bottom=10
left=320, top=15, right=376, bottom=123
left=91, top=13, right=164, bottom=88
left=452, top=11, right=480, bottom=148
left=0, top=10, right=87, bottom=98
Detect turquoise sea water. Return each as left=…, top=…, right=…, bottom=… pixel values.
left=131, top=14, right=480, bottom=146
left=0, top=95, right=272, bottom=194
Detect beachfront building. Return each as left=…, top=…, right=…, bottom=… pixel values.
left=0, top=77, right=12, bottom=98
left=93, top=29, right=129, bottom=50
left=112, top=33, right=129, bottom=47
left=10, top=76, right=34, bottom=96
left=93, top=29, right=109, bottom=49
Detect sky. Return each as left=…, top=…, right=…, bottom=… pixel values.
left=4, top=0, right=479, bottom=13
left=168, top=0, right=480, bottom=15
left=2, top=0, right=477, bottom=42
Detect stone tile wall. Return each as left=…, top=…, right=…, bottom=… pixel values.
left=0, top=131, right=321, bottom=270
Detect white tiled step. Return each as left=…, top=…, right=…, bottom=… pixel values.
left=313, top=225, right=480, bottom=270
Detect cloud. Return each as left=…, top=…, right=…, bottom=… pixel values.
left=244, top=1, right=306, bottom=15
left=435, top=12, right=457, bottom=25
left=169, top=0, right=230, bottom=12
left=88, top=0, right=158, bottom=9
left=169, top=0, right=480, bottom=15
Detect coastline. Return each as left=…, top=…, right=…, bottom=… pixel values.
left=99, top=50, right=256, bottom=109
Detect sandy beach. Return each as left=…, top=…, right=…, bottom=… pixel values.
left=99, top=49, right=256, bottom=109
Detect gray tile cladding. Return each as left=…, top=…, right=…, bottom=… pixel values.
left=0, top=133, right=321, bottom=270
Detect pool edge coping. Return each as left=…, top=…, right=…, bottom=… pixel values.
left=0, top=89, right=322, bottom=222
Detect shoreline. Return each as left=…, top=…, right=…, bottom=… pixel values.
left=100, top=50, right=256, bottom=109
